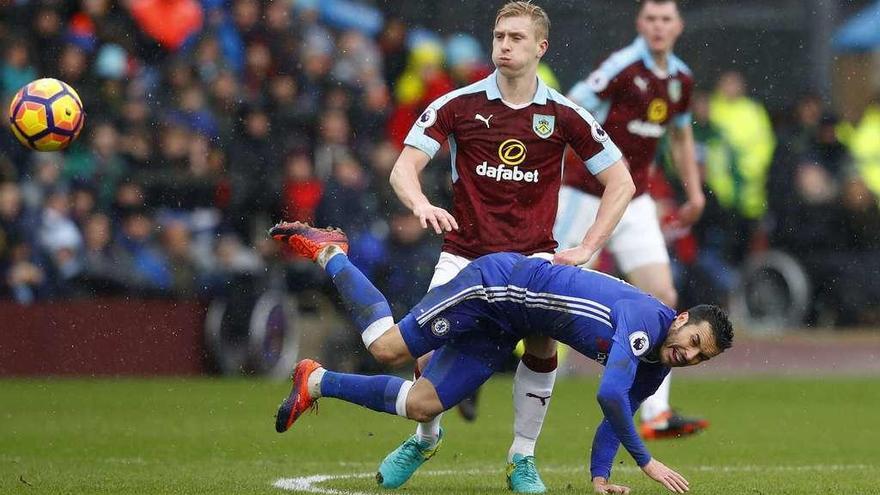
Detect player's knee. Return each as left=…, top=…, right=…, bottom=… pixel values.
left=405, top=398, right=442, bottom=422
left=368, top=340, right=408, bottom=366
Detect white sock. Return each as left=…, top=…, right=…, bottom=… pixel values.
left=307, top=367, right=326, bottom=398
left=640, top=373, right=672, bottom=422
left=416, top=413, right=442, bottom=446
left=317, top=245, right=345, bottom=270
left=509, top=360, right=557, bottom=461
left=395, top=380, right=413, bottom=417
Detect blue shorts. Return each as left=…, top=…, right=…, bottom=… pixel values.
left=398, top=253, right=522, bottom=408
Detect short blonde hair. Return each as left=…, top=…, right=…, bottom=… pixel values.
left=495, top=1, right=550, bottom=41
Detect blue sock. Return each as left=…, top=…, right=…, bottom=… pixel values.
left=320, top=370, right=407, bottom=416
left=325, top=254, right=393, bottom=336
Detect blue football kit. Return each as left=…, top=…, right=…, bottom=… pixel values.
left=396, top=253, right=675, bottom=477
left=318, top=250, right=675, bottom=478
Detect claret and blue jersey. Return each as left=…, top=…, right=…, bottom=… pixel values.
left=402, top=70, right=622, bottom=259
left=564, top=36, right=694, bottom=198
left=397, top=252, right=676, bottom=478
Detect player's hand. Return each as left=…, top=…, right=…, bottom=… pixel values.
left=592, top=476, right=631, bottom=494
left=671, top=192, right=705, bottom=229
left=412, top=202, right=459, bottom=234
left=641, top=459, right=689, bottom=493
left=553, top=244, right=596, bottom=266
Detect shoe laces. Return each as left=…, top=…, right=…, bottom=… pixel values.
left=393, top=437, right=430, bottom=467
left=512, top=456, right=541, bottom=484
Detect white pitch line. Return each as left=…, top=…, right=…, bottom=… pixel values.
left=273, top=464, right=876, bottom=494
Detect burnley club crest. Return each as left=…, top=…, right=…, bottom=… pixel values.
left=532, top=114, right=555, bottom=139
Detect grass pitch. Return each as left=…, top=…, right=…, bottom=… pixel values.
left=1, top=375, right=878, bottom=494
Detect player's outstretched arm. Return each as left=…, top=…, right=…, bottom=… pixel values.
left=555, top=159, right=634, bottom=265
left=590, top=342, right=689, bottom=493
left=390, top=146, right=459, bottom=234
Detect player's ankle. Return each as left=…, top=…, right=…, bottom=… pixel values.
left=508, top=439, right=536, bottom=462
left=317, top=245, right=345, bottom=269
left=416, top=421, right=441, bottom=446
left=307, top=367, right=326, bottom=397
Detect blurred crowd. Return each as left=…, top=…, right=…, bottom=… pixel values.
left=1, top=0, right=879, bottom=326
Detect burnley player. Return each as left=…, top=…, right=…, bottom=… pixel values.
left=555, top=0, right=707, bottom=440
left=271, top=222, right=733, bottom=494
left=385, top=2, right=634, bottom=493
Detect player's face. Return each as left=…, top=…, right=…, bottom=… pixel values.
left=659, top=312, right=721, bottom=368
left=492, top=15, right=548, bottom=78
left=636, top=2, right=683, bottom=55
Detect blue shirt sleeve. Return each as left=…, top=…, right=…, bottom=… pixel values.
left=589, top=300, right=670, bottom=479
left=590, top=360, right=668, bottom=479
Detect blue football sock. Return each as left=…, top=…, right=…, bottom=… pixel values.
left=320, top=370, right=407, bottom=416
left=324, top=254, right=393, bottom=343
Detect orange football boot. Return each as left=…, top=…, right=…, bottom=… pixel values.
left=269, top=221, right=348, bottom=261
left=275, top=358, right=323, bottom=433
left=641, top=410, right=710, bottom=440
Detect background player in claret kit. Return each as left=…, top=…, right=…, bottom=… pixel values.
left=556, top=0, right=708, bottom=439
left=385, top=1, right=635, bottom=492
left=271, top=221, right=734, bottom=495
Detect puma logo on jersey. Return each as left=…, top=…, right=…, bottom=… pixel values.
left=526, top=392, right=551, bottom=406
left=475, top=113, right=493, bottom=128
left=634, top=76, right=648, bottom=93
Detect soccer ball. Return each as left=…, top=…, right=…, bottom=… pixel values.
left=8, top=78, right=84, bottom=152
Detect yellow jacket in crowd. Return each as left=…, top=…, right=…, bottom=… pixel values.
left=846, top=104, right=880, bottom=198
left=708, top=93, right=776, bottom=219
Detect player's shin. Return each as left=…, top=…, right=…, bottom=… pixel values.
left=322, top=248, right=394, bottom=349
left=413, top=354, right=443, bottom=444
left=509, top=353, right=558, bottom=461
left=319, top=370, right=413, bottom=417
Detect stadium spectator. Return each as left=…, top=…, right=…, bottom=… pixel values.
left=313, top=109, right=353, bottom=180
left=78, top=211, right=145, bottom=294
left=278, top=150, right=323, bottom=224
left=4, top=239, right=45, bottom=304
left=117, top=208, right=171, bottom=292
left=127, top=0, right=204, bottom=53
left=846, top=96, right=880, bottom=199
left=706, top=71, right=775, bottom=264
left=64, top=121, right=128, bottom=210
left=709, top=71, right=776, bottom=223
left=2, top=39, right=37, bottom=103
left=159, top=218, right=199, bottom=297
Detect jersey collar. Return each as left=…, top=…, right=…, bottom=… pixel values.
left=633, top=36, right=683, bottom=77
left=485, top=69, right=550, bottom=105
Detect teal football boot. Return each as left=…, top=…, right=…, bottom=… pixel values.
left=376, top=428, right=444, bottom=488
left=506, top=454, right=547, bottom=494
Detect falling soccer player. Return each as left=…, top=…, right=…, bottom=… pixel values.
left=271, top=222, right=733, bottom=494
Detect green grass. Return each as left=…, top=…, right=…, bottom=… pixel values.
left=1, top=376, right=878, bottom=494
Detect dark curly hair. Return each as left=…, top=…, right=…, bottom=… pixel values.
left=686, top=304, right=734, bottom=352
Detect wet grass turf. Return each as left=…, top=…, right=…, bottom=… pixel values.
left=1, top=376, right=878, bottom=494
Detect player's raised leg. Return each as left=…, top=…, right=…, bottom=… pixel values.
left=507, top=335, right=557, bottom=494
left=270, top=221, right=404, bottom=361
left=276, top=357, right=442, bottom=427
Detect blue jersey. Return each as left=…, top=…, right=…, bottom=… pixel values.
left=398, top=252, right=675, bottom=478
